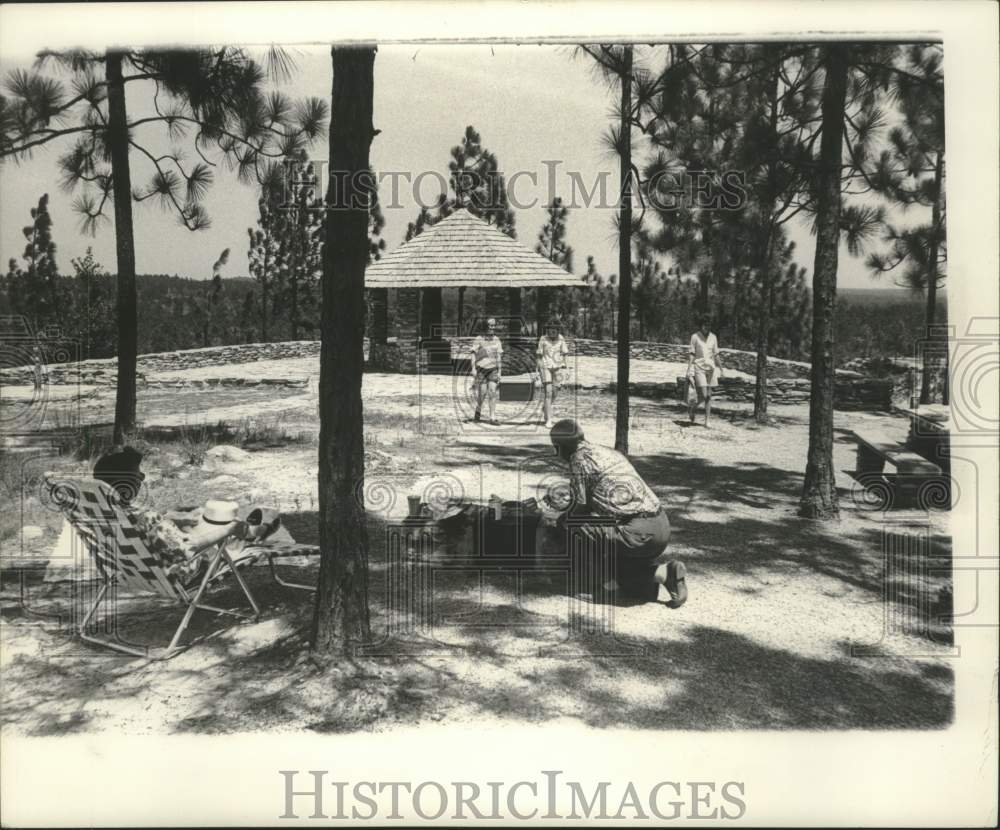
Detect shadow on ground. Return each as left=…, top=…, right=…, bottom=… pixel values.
left=2, top=460, right=954, bottom=735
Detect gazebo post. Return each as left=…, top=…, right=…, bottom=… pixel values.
left=368, top=287, right=388, bottom=368
left=395, top=287, right=420, bottom=373
left=507, top=288, right=523, bottom=335
left=536, top=287, right=551, bottom=334
left=420, top=287, right=449, bottom=373
left=457, top=287, right=466, bottom=335
left=419, top=287, right=443, bottom=338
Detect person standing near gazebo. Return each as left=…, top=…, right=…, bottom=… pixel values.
left=536, top=318, right=569, bottom=429
left=469, top=317, right=503, bottom=425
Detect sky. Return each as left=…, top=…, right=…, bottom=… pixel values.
left=1, top=44, right=924, bottom=289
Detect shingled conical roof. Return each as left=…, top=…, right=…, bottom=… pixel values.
left=365, top=208, right=584, bottom=288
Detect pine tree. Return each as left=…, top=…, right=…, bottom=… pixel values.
left=2, top=47, right=327, bottom=441
left=533, top=197, right=575, bottom=328
left=631, top=231, right=668, bottom=341
left=313, top=44, right=376, bottom=657
left=247, top=192, right=282, bottom=342
left=276, top=153, right=325, bottom=339
left=865, top=44, right=945, bottom=404
left=405, top=125, right=516, bottom=239
left=535, top=197, right=575, bottom=270
left=200, top=248, right=229, bottom=347
left=799, top=44, right=850, bottom=520
left=578, top=44, right=640, bottom=451
left=3, top=194, right=60, bottom=329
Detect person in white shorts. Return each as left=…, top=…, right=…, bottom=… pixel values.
left=536, top=318, right=569, bottom=428
left=686, top=314, right=724, bottom=427
left=469, top=317, right=504, bottom=425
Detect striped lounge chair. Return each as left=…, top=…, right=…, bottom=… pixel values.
left=44, top=473, right=266, bottom=660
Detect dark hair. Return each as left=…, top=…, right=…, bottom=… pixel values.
left=550, top=419, right=584, bottom=460
left=93, top=445, right=145, bottom=504
left=697, top=314, right=711, bottom=327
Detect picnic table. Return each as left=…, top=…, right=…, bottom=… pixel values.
left=851, top=403, right=952, bottom=509
left=896, top=404, right=951, bottom=471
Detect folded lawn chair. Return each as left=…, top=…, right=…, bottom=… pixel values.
left=45, top=473, right=267, bottom=660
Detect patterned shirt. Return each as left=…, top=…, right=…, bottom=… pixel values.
left=131, top=509, right=203, bottom=582
left=536, top=335, right=569, bottom=370
left=568, top=440, right=662, bottom=518
left=470, top=335, right=503, bottom=370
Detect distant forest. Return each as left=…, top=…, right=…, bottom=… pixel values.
left=1, top=265, right=943, bottom=367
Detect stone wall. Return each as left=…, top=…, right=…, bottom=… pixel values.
left=2, top=336, right=891, bottom=410
left=842, top=355, right=946, bottom=406
left=1, top=340, right=321, bottom=386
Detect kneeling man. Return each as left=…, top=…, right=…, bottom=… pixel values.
left=546, top=419, right=687, bottom=606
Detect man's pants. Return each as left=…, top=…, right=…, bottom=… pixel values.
left=567, top=508, right=672, bottom=601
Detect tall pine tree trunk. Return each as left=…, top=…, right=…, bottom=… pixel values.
left=919, top=151, right=944, bottom=405
left=754, top=63, right=782, bottom=423
left=261, top=258, right=269, bottom=343
left=614, top=46, right=633, bottom=454
left=697, top=270, right=710, bottom=314
left=290, top=245, right=299, bottom=341
left=311, top=45, right=376, bottom=655
left=799, top=45, right=848, bottom=520
left=107, top=51, right=138, bottom=444
left=753, top=235, right=776, bottom=423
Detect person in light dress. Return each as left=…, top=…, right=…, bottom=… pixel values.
left=686, top=314, right=724, bottom=427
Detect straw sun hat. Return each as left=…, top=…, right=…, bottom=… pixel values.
left=184, top=500, right=241, bottom=550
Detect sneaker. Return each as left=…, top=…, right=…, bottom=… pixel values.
left=544, top=419, right=554, bottom=429
left=490, top=419, right=500, bottom=426
left=663, top=559, right=688, bottom=608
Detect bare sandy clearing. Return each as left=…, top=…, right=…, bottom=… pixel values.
left=1, top=357, right=952, bottom=735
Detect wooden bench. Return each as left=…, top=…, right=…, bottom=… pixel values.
left=851, top=428, right=948, bottom=509
left=853, top=429, right=942, bottom=476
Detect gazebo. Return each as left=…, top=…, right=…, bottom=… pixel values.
left=365, top=208, right=584, bottom=373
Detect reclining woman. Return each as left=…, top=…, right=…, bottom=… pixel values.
left=91, top=446, right=275, bottom=584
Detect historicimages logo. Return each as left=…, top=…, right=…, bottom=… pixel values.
left=279, top=770, right=747, bottom=822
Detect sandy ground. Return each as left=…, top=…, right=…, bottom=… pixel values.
left=1, top=357, right=953, bottom=734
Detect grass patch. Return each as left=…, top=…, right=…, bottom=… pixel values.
left=231, top=413, right=310, bottom=449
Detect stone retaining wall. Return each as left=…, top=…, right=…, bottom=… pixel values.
left=146, top=377, right=308, bottom=390
left=2, top=336, right=860, bottom=383
left=4, top=337, right=890, bottom=408
left=1, top=341, right=321, bottom=386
